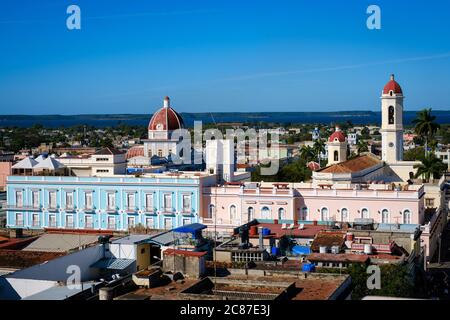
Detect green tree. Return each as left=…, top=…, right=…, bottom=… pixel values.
left=356, top=140, right=369, bottom=155
left=412, top=108, right=440, bottom=156
left=313, top=139, right=326, bottom=163
left=403, top=146, right=425, bottom=161
left=414, top=153, right=447, bottom=182
left=300, top=145, right=315, bottom=162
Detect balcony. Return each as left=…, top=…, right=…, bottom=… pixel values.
left=106, top=207, right=119, bottom=214
left=181, top=208, right=194, bottom=216
left=126, top=207, right=139, bottom=213
left=7, top=205, right=41, bottom=212
left=65, top=206, right=76, bottom=213
left=144, top=207, right=156, bottom=214
left=161, top=208, right=175, bottom=215
left=83, top=206, right=96, bottom=213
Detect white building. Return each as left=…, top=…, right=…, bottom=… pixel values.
left=58, top=147, right=127, bottom=177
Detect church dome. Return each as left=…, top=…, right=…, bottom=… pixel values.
left=328, top=126, right=346, bottom=143
left=148, top=96, right=185, bottom=131
left=383, top=74, right=403, bottom=95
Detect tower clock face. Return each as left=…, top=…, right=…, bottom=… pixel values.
left=389, top=142, right=394, bottom=148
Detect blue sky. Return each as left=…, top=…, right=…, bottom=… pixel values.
left=1, top=0, right=450, bottom=114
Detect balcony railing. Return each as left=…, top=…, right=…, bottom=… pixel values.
left=7, top=205, right=41, bottom=211
left=181, top=208, right=193, bottom=215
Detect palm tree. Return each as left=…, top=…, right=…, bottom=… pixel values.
left=413, top=153, right=446, bottom=182
left=313, top=139, right=326, bottom=163
left=356, top=140, right=369, bottom=155
left=412, top=108, right=440, bottom=156
left=300, top=145, right=315, bottom=162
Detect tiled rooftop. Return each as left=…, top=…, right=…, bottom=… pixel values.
left=318, top=154, right=381, bottom=174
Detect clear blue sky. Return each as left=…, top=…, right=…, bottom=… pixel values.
left=1, top=0, right=450, bottom=114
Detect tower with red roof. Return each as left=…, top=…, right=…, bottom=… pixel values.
left=327, top=126, right=347, bottom=165
left=380, top=74, right=404, bottom=163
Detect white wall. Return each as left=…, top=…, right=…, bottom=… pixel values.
left=109, top=243, right=136, bottom=260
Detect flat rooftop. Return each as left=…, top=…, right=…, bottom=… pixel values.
left=122, top=272, right=349, bottom=300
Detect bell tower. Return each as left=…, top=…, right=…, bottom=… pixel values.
left=327, top=126, right=347, bottom=165
left=380, top=74, right=404, bottom=163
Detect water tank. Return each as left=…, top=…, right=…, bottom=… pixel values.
left=363, top=244, right=372, bottom=254
left=319, top=246, right=328, bottom=253
left=249, top=225, right=258, bottom=236
left=346, top=233, right=354, bottom=241
left=99, top=287, right=114, bottom=300
left=271, top=247, right=280, bottom=256
left=302, top=263, right=316, bottom=272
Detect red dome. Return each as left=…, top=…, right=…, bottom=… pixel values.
left=328, top=127, right=346, bottom=142
left=148, top=97, right=184, bottom=131
left=383, top=74, right=403, bottom=95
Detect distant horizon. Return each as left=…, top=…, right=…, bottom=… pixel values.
left=2, top=110, right=450, bottom=128
left=2, top=109, right=450, bottom=117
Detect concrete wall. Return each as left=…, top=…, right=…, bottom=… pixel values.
left=0, top=162, right=12, bottom=191
left=163, top=253, right=205, bottom=278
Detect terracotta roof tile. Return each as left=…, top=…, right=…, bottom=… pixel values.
left=318, top=154, right=381, bottom=174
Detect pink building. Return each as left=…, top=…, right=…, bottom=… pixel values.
left=0, top=162, right=12, bottom=191
left=201, top=182, right=425, bottom=233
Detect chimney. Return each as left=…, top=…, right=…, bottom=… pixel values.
left=163, top=96, right=170, bottom=108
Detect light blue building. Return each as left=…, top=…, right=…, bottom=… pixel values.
left=6, top=174, right=216, bottom=231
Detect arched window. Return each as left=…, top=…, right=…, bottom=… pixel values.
left=381, top=209, right=389, bottom=223
left=300, top=207, right=308, bottom=221
left=247, top=207, right=254, bottom=222
left=208, top=204, right=215, bottom=219
left=278, top=208, right=285, bottom=220
left=230, top=205, right=237, bottom=222
left=261, top=206, right=270, bottom=219
left=334, top=150, right=339, bottom=161
left=321, top=207, right=328, bottom=221
left=341, top=208, right=348, bottom=222
left=361, top=208, right=369, bottom=219
left=403, top=209, right=411, bottom=224
left=388, top=106, right=395, bottom=124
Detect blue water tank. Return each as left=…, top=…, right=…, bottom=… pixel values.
left=302, top=263, right=316, bottom=272
left=271, top=247, right=280, bottom=256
